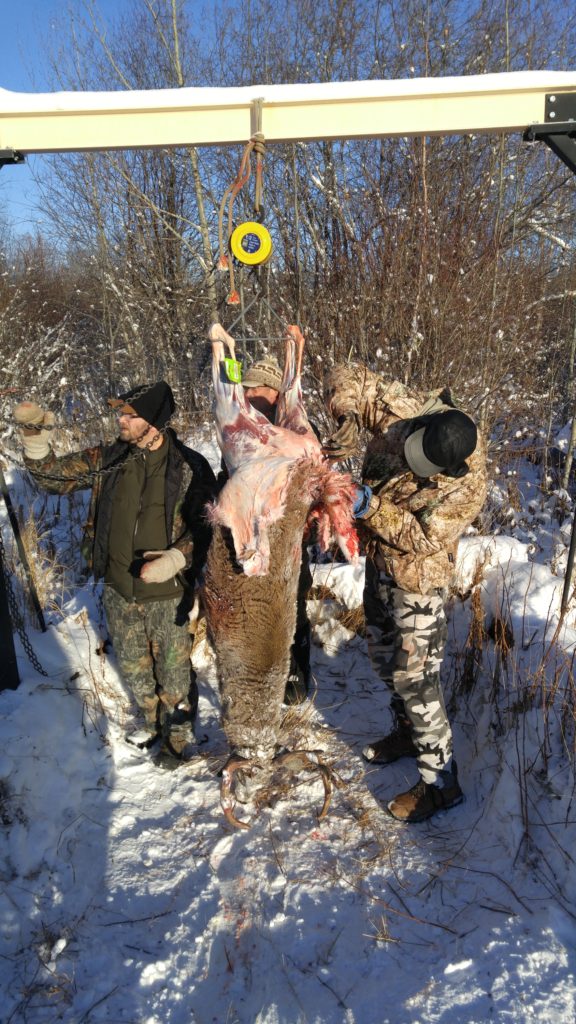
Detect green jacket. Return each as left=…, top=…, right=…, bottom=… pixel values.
left=24, top=429, right=217, bottom=603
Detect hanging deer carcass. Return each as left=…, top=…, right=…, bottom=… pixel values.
left=204, top=323, right=359, bottom=828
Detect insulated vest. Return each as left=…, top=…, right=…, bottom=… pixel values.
left=105, top=441, right=183, bottom=602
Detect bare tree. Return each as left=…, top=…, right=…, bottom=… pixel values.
left=18, top=0, right=576, bottom=438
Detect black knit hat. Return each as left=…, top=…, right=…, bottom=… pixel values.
left=404, top=410, right=477, bottom=478
left=108, top=381, right=175, bottom=429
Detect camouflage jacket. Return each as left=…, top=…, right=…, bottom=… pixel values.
left=325, top=364, right=487, bottom=594
left=24, top=429, right=217, bottom=590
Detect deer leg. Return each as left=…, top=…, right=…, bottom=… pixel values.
left=285, top=325, right=305, bottom=378
left=208, top=321, right=236, bottom=360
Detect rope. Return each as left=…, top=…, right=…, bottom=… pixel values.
left=217, top=132, right=266, bottom=305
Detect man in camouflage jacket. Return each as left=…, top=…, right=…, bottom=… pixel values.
left=324, top=363, right=487, bottom=822
left=14, top=382, right=217, bottom=762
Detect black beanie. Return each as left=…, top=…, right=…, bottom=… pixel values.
left=405, top=410, right=477, bottom=478
left=108, top=381, right=175, bottom=429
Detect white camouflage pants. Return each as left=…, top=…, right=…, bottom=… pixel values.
left=363, top=558, right=454, bottom=785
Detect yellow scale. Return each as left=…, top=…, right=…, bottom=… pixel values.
left=229, top=221, right=273, bottom=266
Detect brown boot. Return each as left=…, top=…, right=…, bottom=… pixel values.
left=387, top=769, right=463, bottom=823
left=362, top=722, right=418, bottom=765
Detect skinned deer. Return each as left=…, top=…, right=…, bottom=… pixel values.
left=204, top=323, right=358, bottom=827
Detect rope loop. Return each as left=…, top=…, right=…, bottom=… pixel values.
left=218, top=133, right=267, bottom=304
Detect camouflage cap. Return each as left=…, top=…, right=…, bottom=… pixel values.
left=242, top=357, right=283, bottom=391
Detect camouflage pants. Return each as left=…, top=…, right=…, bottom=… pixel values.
left=363, top=558, right=453, bottom=785
left=103, top=587, right=198, bottom=746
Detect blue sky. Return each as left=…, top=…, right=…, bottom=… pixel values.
left=2, top=3, right=62, bottom=92
left=0, top=1, right=130, bottom=236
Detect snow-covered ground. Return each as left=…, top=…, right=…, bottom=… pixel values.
left=1, top=434, right=575, bottom=1024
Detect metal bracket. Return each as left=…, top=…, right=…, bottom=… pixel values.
left=522, top=91, right=576, bottom=175
left=0, top=149, right=25, bottom=169
left=524, top=121, right=576, bottom=176
left=529, top=90, right=576, bottom=613
left=544, top=91, right=576, bottom=123
left=250, top=97, right=264, bottom=138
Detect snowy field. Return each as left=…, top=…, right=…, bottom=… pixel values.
left=0, top=433, right=575, bottom=1024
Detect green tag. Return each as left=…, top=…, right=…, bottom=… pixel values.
left=224, top=357, right=242, bottom=383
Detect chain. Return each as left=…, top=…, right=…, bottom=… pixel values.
left=0, top=521, right=48, bottom=676
left=5, top=383, right=179, bottom=488
left=0, top=383, right=184, bottom=678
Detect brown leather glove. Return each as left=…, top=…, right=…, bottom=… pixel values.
left=322, top=412, right=360, bottom=460
left=13, top=402, right=55, bottom=460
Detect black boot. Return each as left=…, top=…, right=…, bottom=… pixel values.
left=284, top=671, right=310, bottom=705
left=125, top=728, right=159, bottom=750
left=284, top=621, right=311, bottom=705
left=362, top=717, right=418, bottom=765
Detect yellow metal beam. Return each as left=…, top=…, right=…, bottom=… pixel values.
left=1, top=71, right=576, bottom=154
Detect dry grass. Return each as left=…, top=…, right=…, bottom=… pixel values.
left=308, top=583, right=366, bottom=638
left=18, top=513, right=67, bottom=615
left=453, top=581, right=487, bottom=697
left=334, top=604, right=366, bottom=636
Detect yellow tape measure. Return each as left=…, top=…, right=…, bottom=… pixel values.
left=229, top=221, right=273, bottom=266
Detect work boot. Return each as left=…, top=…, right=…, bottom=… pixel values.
left=125, top=728, right=159, bottom=750
left=125, top=694, right=161, bottom=749
left=362, top=720, right=418, bottom=765
left=160, top=702, right=196, bottom=760
left=386, top=765, right=463, bottom=823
